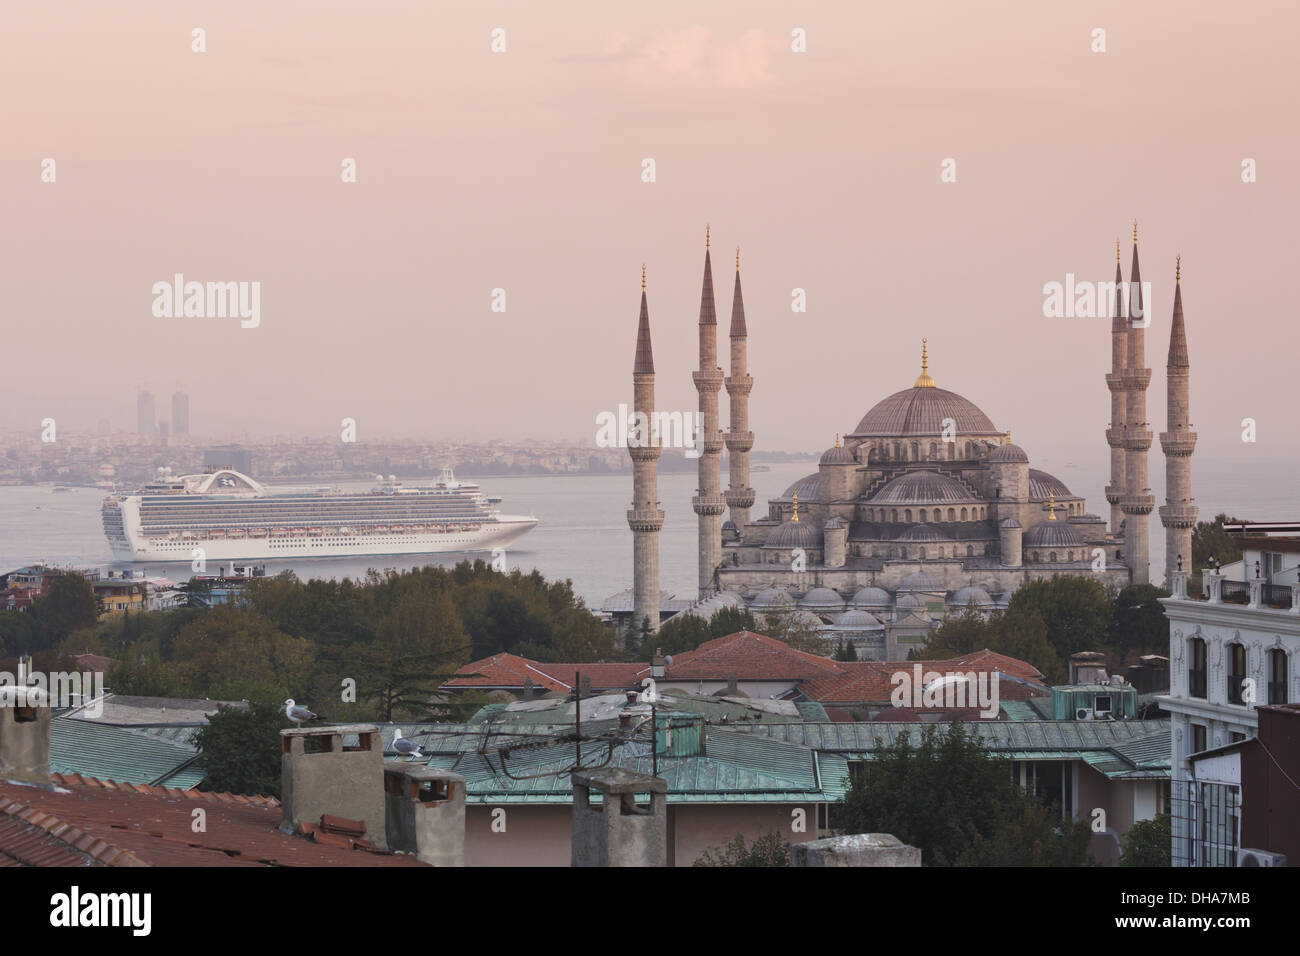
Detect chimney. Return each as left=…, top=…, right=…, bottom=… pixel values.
left=281, top=723, right=386, bottom=848
left=571, top=768, right=667, bottom=867
left=0, top=683, right=51, bottom=786
left=650, top=649, right=667, bottom=679
left=384, top=763, right=466, bottom=866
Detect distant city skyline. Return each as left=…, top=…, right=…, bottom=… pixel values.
left=5, top=2, right=1298, bottom=470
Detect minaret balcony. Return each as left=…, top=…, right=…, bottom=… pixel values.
left=627, top=445, right=662, bottom=463
left=692, top=494, right=727, bottom=516
left=1119, top=368, right=1152, bottom=389
left=724, top=375, right=753, bottom=395
left=1104, top=427, right=1126, bottom=447
left=1158, top=504, right=1199, bottom=528
left=1103, top=483, right=1123, bottom=504
left=1122, top=431, right=1153, bottom=451
left=627, top=508, right=665, bottom=532
left=1159, top=434, right=1198, bottom=456
left=692, top=370, right=725, bottom=391
left=725, top=430, right=754, bottom=453
left=1119, top=494, right=1155, bottom=515
left=1105, top=373, right=1127, bottom=392
left=701, top=436, right=726, bottom=455
left=725, top=488, right=756, bottom=508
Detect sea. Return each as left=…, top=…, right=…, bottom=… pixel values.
left=1, top=453, right=1293, bottom=610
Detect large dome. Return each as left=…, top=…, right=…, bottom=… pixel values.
left=870, top=471, right=977, bottom=504
left=851, top=385, right=998, bottom=438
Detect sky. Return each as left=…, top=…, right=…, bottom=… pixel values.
left=4, top=1, right=1299, bottom=468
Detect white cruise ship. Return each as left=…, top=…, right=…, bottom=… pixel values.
left=102, top=467, right=538, bottom=562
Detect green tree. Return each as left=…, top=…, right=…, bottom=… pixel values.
left=707, top=606, right=757, bottom=639
left=834, top=639, right=858, bottom=661
left=919, top=607, right=1064, bottom=684
left=1191, top=514, right=1246, bottom=592
left=193, top=702, right=287, bottom=798
left=1113, top=584, right=1171, bottom=667
left=1006, top=577, right=1115, bottom=662
left=30, top=572, right=99, bottom=653
left=692, top=830, right=790, bottom=867
left=649, top=612, right=712, bottom=658
left=835, top=721, right=1091, bottom=866
left=761, top=609, right=832, bottom=656
left=1120, top=812, right=1172, bottom=867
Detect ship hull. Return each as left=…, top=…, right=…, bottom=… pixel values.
left=107, top=516, right=538, bottom=562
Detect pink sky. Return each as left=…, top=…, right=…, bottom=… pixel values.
left=4, top=0, right=1298, bottom=464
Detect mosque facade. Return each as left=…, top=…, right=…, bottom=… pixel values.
left=622, top=228, right=1194, bottom=660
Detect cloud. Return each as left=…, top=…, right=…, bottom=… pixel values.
left=610, top=26, right=779, bottom=92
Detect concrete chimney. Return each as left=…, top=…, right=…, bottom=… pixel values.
left=384, top=762, right=465, bottom=866
left=281, top=724, right=386, bottom=848
left=0, top=685, right=51, bottom=786
left=790, top=833, right=921, bottom=867
left=571, top=768, right=667, bottom=867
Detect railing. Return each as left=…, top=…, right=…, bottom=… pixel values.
left=1221, top=581, right=1249, bottom=603
left=1262, top=583, right=1294, bottom=608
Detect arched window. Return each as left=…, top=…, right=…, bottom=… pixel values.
left=919, top=547, right=927, bottom=560
left=911, top=442, right=920, bottom=460
left=948, top=508, right=956, bottom=521
left=1067, top=551, right=1074, bottom=562
left=1049, top=551, right=1057, bottom=563
left=933, top=509, right=941, bottom=522
left=905, top=509, right=912, bottom=522
left=966, top=545, right=974, bottom=557
left=929, top=442, right=938, bottom=458
left=1268, top=649, right=1289, bottom=704
left=961, top=508, right=968, bottom=520
left=891, top=509, right=898, bottom=523
left=1228, top=642, right=1247, bottom=704
left=1188, top=637, right=1207, bottom=698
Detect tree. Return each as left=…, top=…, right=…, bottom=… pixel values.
left=193, top=702, right=287, bottom=798
left=692, top=830, right=790, bottom=867
left=1006, top=577, right=1115, bottom=662
left=29, top=573, right=99, bottom=653
left=1113, top=584, right=1171, bottom=667
left=835, top=721, right=1091, bottom=866
left=649, top=612, right=712, bottom=659
left=707, top=606, right=757, bottom=639
left=834, top=639, right=858, bottom=661
left=1120, top=813, right=1171, bottom=867
left=919, top=607, right=1064, bottom=684
left=1191, top=514, right=1246, bottom=592
left=762, top=609, right=833, bottom=656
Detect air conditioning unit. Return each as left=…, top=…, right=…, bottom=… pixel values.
left=1076, top=708, right=1094, bottom=721
left=1237, top=848, right=1286, bottom=867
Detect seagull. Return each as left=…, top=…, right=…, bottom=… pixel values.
left=392, top=728, right=422, bottom=761
left=284, top=698, right=318, bottom=726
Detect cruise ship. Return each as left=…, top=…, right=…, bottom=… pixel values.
left=102, top=467, right=538, bottom=562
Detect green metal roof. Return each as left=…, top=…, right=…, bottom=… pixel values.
left=999, top=701, right=1039, bottom=721
left=51, top=719, right=204, bottom=788
left=730, top=720, right=1171, bottom=755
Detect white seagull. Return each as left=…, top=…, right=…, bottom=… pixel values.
left=392, top=728, right=422, bottom=761
left=284, top=698, right=318, bottom=726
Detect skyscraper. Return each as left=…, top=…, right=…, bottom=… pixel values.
left=136, top=390, right=156, bottom=438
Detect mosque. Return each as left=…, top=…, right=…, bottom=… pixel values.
left=615, top=226, right=1196, bottom=659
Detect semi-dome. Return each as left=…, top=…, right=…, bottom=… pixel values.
left=897, top=524, right=945, bottom=542
left=765, top=519, right=822, bottom=550
left=951, top=585, right=994, bottom=606
left=988, top=442, right=1029, bottom=463
left=1024, top=521, right=1084, bottom=548
left=834, top=609, right=883, bottom=629
left=779, top=474, right=821, bottom=501
left=800, top=587, right=845, bottom=609
left=898, top=569, right=943, bottom=591
left=869, top=471, right=977, bottom=504
left=750, top=586, right=794, bottom=608
left=849, top=586, right=892, bottom=608
left=851, top=386, right=998, bottom=438
left=1028, top=469, right=1074, bottom=500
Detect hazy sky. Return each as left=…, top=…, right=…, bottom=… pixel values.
left=5, top=1, right=1298, bottom=467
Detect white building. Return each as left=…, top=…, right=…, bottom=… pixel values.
left=1159, top=523, right=1300, bottom=866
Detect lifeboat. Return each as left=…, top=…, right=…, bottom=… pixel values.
left=210, top=530, right=227, bottom=538
left=250, top=528, right=268, bottom=537
left=411, top=524, right=426, bottom=532
left=271, top=527, right=288, bottom=536
left=228, top=529, right=247, bottom=539
left=308, top=527, right=323, bottom=536
left=290, top=527, right=306, bottom=535
left=374, top=525, right=390, bottom=533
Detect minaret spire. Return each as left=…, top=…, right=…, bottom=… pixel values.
left=1120, top=224, right=1154, bottom=584
left=725, top=241, right=755, bottom=532
left=628, top=267, right=663, bottom=636
left=1160, top=257, right=1196, bottom=587
left=1104, top=240, right=1129, bottom=536
left=693, top=227, right=725, bottom=598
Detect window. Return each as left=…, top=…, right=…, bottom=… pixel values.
left=1188, top=637, right=1207, bottom=699
left=1268, top=649, right=1288, bottom=705
left=948, top=508, right=956, bottom=521
left=1192, top=724, right=1206, bottom=753
left=961, top=508, right=968, bottom=520
left=1227, top=643, right=1247, bottom=705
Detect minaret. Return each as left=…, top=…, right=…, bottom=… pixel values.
left=1104, top=239, right=1128, bottom=536
left=1160, top=257, right=1197, bottom=587
left=1120, top=222, right=1154, bottom=584
left=628, top=266, right=663, bottom=634
left=725, top=246, right=755, bottom=530
left=693, top=226, right=726, bottom=597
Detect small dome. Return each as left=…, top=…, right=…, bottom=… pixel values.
left=897, top=524, right=945, bottom=542
left=800, top=587, right=844, bottom=610
left=765, top=520, right=823, bottom=550
left=849, top=586, right=892, bottom=608
left=834, top=609, right=883, bottom=629
left=750, top=586, right=794, bottom=609
left=895, top=593, right=923, bottom=608
left=999, top=516, right=1022, bottom=529
left=1028, top=469, right=1074, bottom=500
left=899, top=569, right=943, bottom=591
left=1024, top=521, right=1084, bottom=548
left=952, top=585, right=994, bottom=607
left=820, top=444, right=856, bottom=465
left=722, top=520, right=738, bottom=533
left=779, top=474, right=821, bottom=501
left=988, top=443, right=1028, bottom=463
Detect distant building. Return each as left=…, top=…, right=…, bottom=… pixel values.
left=136, top=390, right=155, bottom=438
left=204, top=444, right=252, bottom=475
left=156, top=420, right=170, bottom=441
left=171, top=390, right=190, bottom=438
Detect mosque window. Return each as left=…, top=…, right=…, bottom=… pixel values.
left=920, top=548, right=927, bottom=560
left=911, top=442, right=919, bottom=460
left=929, top=442, right=938, bottom=458
left=1049, top=552, right=1057, bottom=562
left=966, top=545, right=974, bottom=557
left=891, top=509, right=898, bottom=522
left=1067, top=551, right=1074, bottom=562
left=948, top=508, right=955, bottom=521
left=905, top=509, right=912, bottom=522
left=961, top=508, right=968, bottom=520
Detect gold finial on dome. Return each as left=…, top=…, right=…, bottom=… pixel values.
left=1133, top=219, right=1138, bottom=244
left=1004, top=431, right=1012, bottom=445
left=1048, top=489, right=1057, bottom=521
left=641, top=264, right=646, bottom=291
left=914, top=338, right=935, bottom=388
left=1116, top=239, right=1121, bottom=263
left=834, top=433, right=841, bottom=448
left=792, top=489, right=800, bottom=522
left=736, top=247, right=740, bottom=270
left=706, top=224, right=710, bottom=250
left=1176, top=255, right=1181, bottom=283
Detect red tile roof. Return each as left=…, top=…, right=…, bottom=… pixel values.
left=799, top=649, right=1048, bottom=705
left=660, top=631, right=844, bottom=681
left=0, top=774, right=426, bottom=867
